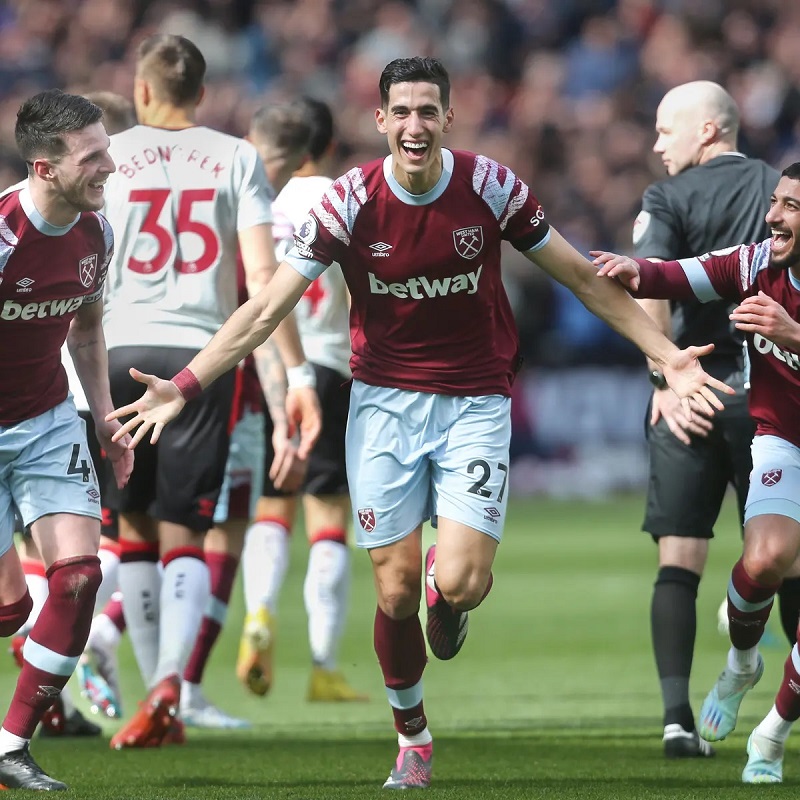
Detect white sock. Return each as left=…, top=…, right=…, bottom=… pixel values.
left=755, top=704, right=793, bottom=745
left=0, top=727, right=28, bottom=755
left=86, top=610, right=122, bottom=652
left=304, top=540, right=349, bottom=669
left=398, top=728, right=432, bottom=747
left=728, top=645, right=759, bottom=674
left=94, top=546, right=120, bottom=613
left=17, top=572, right=48, bottom=636
left=60, top=684, right=75, bottom=717
left=151, top=555, right=209, bottom=686
left=243, top=520, right=290, bottom=615
left=118, top=560, right=161, bottom=686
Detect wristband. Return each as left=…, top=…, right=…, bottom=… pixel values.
left=286, top=362, right=316, bottom=389
left=171, top=367, right=203, bottom=401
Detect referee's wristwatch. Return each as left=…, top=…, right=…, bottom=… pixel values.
left=648, top=370, right=668, bottom=390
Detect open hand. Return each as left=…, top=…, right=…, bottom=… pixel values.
left=662, top=344, right=735, bottom=421
left=649, top=386, right=713, bottom=445
left=105, top=368, right=186, bottom=448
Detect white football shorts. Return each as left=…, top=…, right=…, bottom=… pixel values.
left=346, top=380, right=511, bottom=549
left=0, top=397, right=101, bottom=556
left=745, top=434, right=800, bottom=524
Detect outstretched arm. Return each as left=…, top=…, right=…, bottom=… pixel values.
left=527, top=230, right=734, bottom=412
left=108, top=261, right=312, bottom=448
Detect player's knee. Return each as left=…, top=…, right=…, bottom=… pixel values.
left=377, top=585, right=421, bottom=619
left=0, top=590, right=33, bottom=637
left=743, top=543, right=793, bottom=586
left=47, top=555, right=103, bottom=611
left=438, top=573, right=489, bottom=611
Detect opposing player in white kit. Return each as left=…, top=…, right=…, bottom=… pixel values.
left=109, top=57, right=732, bottom=789
left=100, top=34, right=320, bottom=750
left=593, top=161, right=800, bottom=784
left=180, top=101, right=315, bottom=728
left=237, top=97, right=368, bottom=704
left=0, top=89, right=132, bottom=791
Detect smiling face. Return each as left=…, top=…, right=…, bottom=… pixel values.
left=765, top=176, right=800, bottom=272
left=375, top=81, right=454, bottom=195
left=37, top=121, right=115, bottom=217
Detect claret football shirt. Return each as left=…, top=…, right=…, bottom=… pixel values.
left=283, top=149, right=550, bottom=396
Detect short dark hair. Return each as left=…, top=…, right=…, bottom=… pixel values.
left=82, top=91, right=136, bottom=135
left=16, top=89, right=103, bottom=165
left=136, top=33, right=206, bottom=106
left=250, top=103, right=312, bottom=157
left=379, top=57, right=451, bottom=109
left=293, top=96, right=334, bottom=161
left=781, top=162, right=800, bottom=182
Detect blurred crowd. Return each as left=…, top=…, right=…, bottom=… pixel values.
left=0, top=0, right=797, bottom=365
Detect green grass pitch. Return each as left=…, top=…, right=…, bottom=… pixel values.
left=0, top=493, right=795, bottom=798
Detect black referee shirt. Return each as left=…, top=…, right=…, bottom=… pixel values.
left=633, top=153, right=779, bottom=371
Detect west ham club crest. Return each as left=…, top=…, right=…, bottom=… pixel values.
left=453, top=226, right=483, bottom=260
left=79, top=254, right=98, bottom=288
left=358, top=507, right=376, bottom=533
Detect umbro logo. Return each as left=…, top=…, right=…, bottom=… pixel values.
left=790, top=679, right=800, bottom=695
left=370, top=242, right=392, bottom=258
left=16, top=277, right=34, bottom=293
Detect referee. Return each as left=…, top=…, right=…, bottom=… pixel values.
left=631, top=80, right=799, bottom=759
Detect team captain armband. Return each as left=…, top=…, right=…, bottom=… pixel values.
left=286, top=362, right=317, bottom=390
left=171, top=367, right=203, bottom=401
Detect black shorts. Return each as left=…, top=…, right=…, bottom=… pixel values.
left=642, top=378, right=754, bottom=540
left=105, top=346, right=235, bottom=532
left=262, top=363, right=349, bottom=498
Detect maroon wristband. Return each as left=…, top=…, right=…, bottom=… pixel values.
left=171, top=367, right=202, bottom=401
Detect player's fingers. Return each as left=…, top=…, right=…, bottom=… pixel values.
left=106, top=402, right=139, bottom=423
left=111, top=415, right=141, bottom=441
left=705, top=375, right=735, bottom=397
left=129, top=421, right=153, bottom=449
left=128, top=367, right=155, bottom=385
left=149, top=423, right=164, bottom=446
left=666, top=417, right=692, bottom=446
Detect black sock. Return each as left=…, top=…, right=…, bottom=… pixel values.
left=777, top=577, right=800, bottom=646
left=651, top=565, right=700, bottom=731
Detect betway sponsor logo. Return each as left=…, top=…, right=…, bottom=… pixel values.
left=753, top=333, right=800, bottom=371
left=368, top=265, right=482, bottom=299
left=1, top=297, right=83, bottom=321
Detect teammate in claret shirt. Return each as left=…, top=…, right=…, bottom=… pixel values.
left=0, top=90, right=132, bottom=791
left=109, top=56, right=732, bottom=790
left=593, top=161, right=800, bottom=784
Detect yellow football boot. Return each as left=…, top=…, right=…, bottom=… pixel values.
left=236, top=607, right=275, bottom=696
left=307, top=667, right=369, bottom=702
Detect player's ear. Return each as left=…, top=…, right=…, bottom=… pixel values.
left=442, top=106, right=454, bottom=133
left=195, top=85, right=205, bottom=109
left=30, top=157, right=55, bottom=182
left=375, top=107, right=388, bottom=134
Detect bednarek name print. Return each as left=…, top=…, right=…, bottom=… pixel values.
left=368, top=265, right=483, bottom=299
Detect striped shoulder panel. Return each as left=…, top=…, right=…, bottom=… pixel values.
left=313, top=166, right=368, bottom=246
left=91, top=212, right=115, bottom=265
left=472, top=154, right=528, bottom=232
left=0, top=214, right=19, bottom=278
left=739, top=240, right=771, bottom=292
